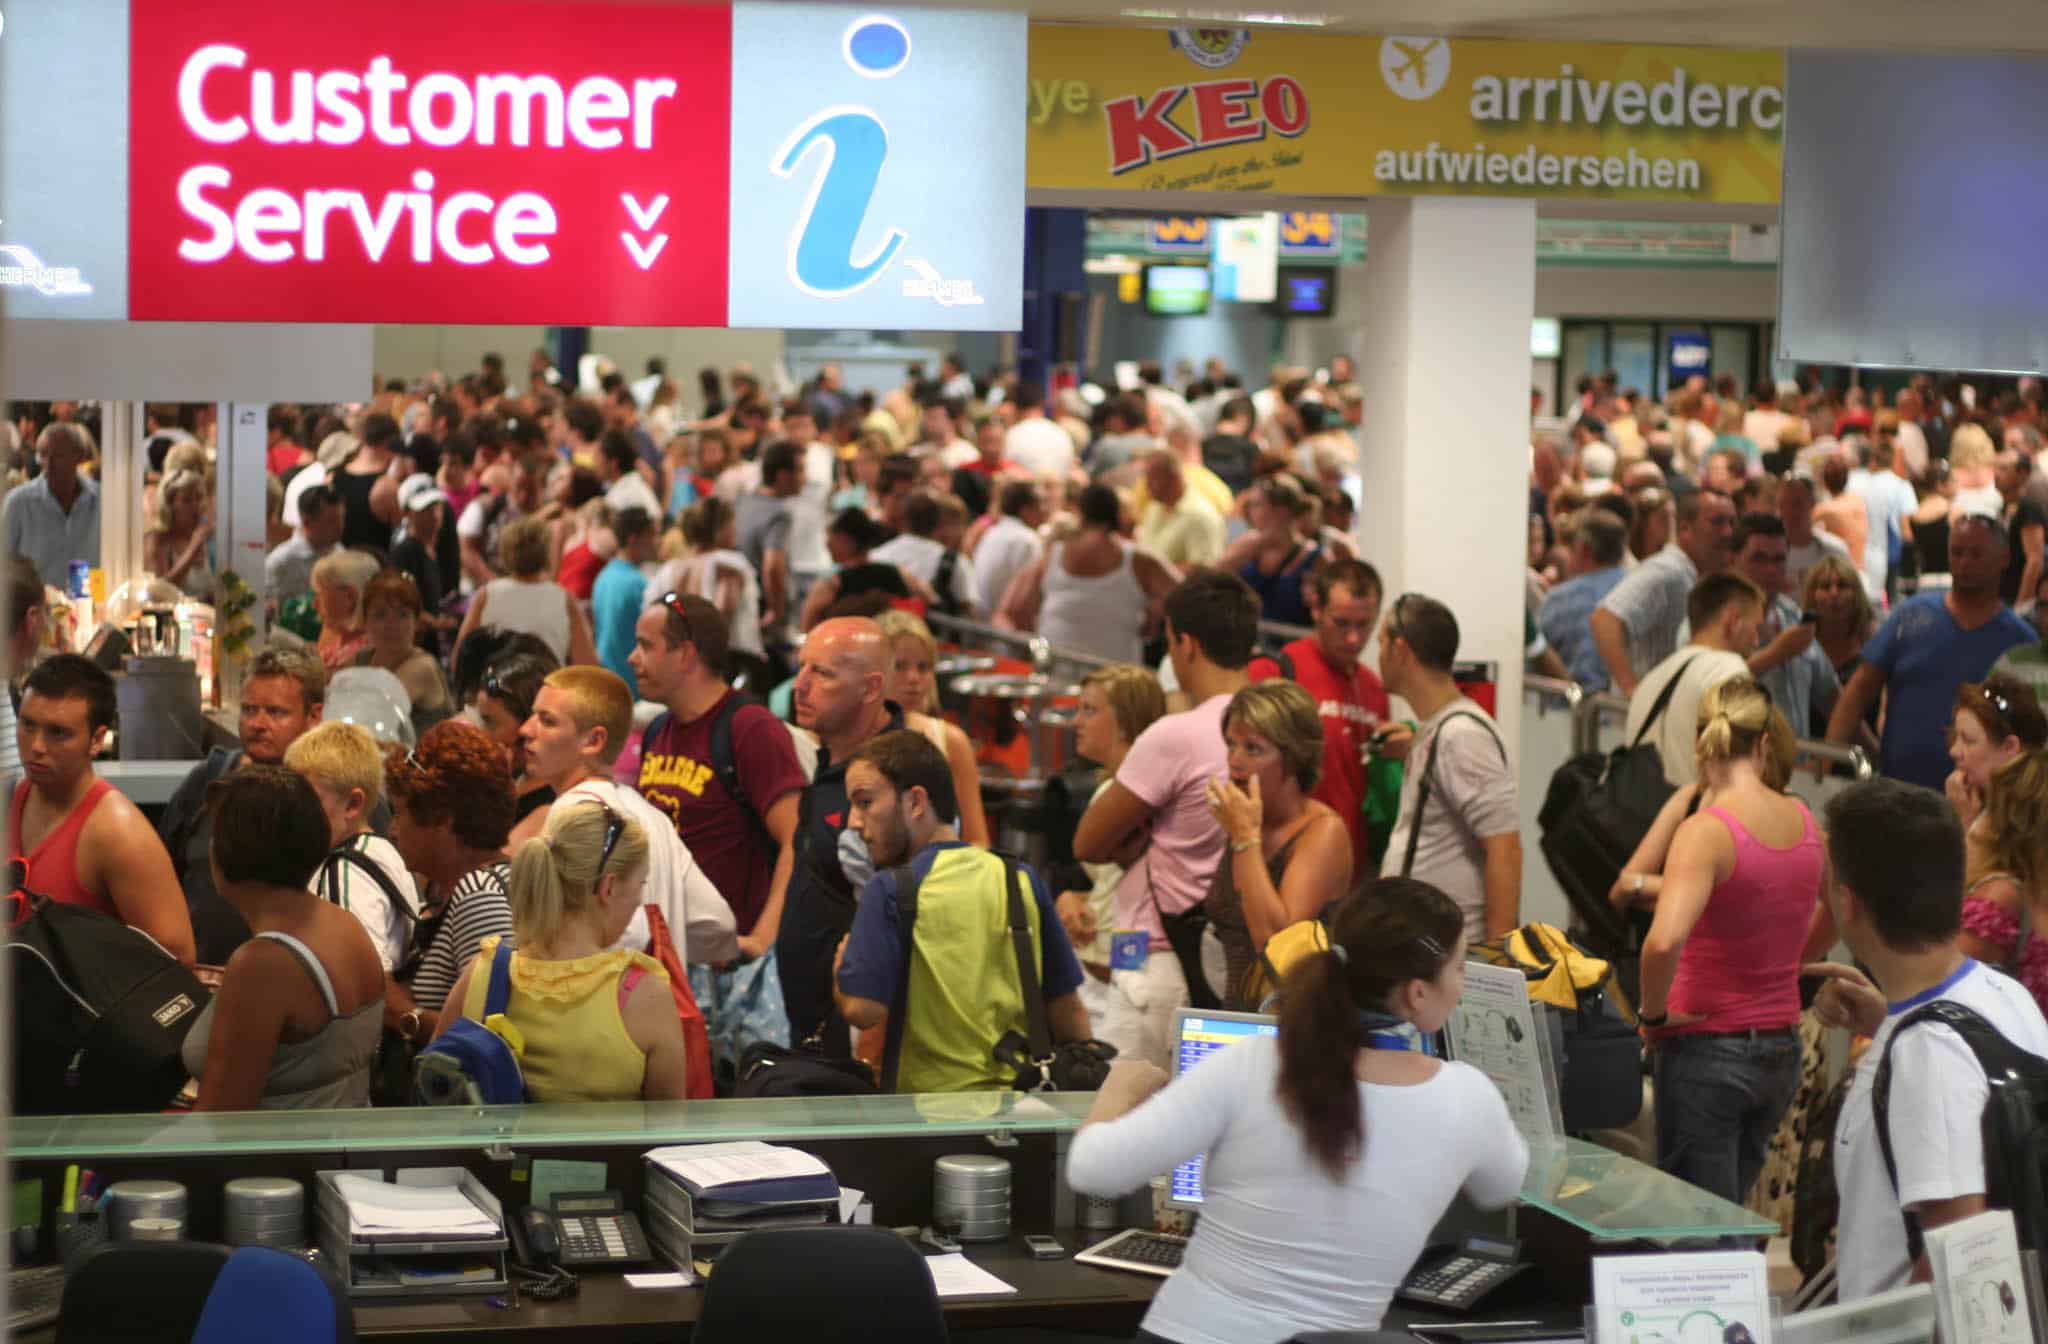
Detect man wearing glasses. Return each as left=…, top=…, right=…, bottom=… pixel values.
left=1828, top=514, right=2034, bottom=790
left=630, top=592, right=808, bottom=967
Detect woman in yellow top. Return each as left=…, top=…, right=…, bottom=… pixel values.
left=433, top=799, right=690, bottom=1101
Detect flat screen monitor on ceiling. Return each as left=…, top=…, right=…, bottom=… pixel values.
left=1272, top=267, right=1335, bottom=318
left=1144, top=265, right=1211, bottom=317
left=1781, top=50, right=2048, bottom=373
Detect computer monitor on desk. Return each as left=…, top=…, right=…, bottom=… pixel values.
left=1166, top=1009, right=1279, bottom=1211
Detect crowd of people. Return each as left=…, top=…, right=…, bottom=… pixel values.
left=7, top=349, right=2048, bottom=1330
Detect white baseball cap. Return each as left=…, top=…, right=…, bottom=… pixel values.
left=398, top=473, right=446, bottom=513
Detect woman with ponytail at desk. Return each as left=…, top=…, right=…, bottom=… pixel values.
left=1065, top=878, right=1527, bottom=1344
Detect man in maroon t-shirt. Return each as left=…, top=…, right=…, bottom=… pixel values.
left=1248, top=558, right=1390, bottom=867
left=630, top=593, right=808, bottom=958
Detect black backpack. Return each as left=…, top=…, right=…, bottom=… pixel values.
left=1873, top=997, right=2048, bottom=1258
left=8, top=896, right=211, bottom=1114
left=1537, top=657, right=1698, bottom=967
left=643, top=694, right=774, bottom=851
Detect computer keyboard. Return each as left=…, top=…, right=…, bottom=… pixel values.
left=1072, top=1228, right=1188, bottom=1278
left=9, top=1264, right=66, bottom=1332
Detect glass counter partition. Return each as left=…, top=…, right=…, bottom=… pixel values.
left=1521, top=1138, right=1778, bottom=1243
left=5, top=1093, right=1096, bottom=1161
left=10, top=1100, right=1773, bottom=1247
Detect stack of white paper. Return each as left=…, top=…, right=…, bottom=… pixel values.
left=924, top=1252, right=1016, bottom=1298
left=333, top=1174, right=496, bottom=1238
left=643, top=1141, right=832, bottom=1192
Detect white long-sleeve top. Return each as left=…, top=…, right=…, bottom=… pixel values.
left=1067, top=1036, right=1528, bottom=1344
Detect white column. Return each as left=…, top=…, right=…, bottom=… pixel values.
left=215, top=402, right=271, bottom=703
left=1357, top=197, right=1535, bottom=756
left=96, top=402, right=147, bottom=596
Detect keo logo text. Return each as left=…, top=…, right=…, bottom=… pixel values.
left=1105, top=77, right=1310, bottom=175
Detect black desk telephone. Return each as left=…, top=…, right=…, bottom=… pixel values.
left=1396, top=1234, right=1538, bottom=1312
left=510, top=1191, right=650, bottom=1269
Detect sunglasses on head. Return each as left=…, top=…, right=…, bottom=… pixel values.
left=481, top=672, right=530, bottom=722
left=1982, top=682, right=2014, bottom=722
left=596, top=802, right=625, bottom=873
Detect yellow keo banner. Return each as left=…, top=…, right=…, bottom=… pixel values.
left=1027, top=27, right=1785, bottom=204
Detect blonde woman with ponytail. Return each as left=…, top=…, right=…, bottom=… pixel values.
left=1067, top=878, right=1525, bottom=1342
left=1630, top=677, right=1826, bottom=1206
left=431, top=800, right=689, bottom=1101
left=1949, top=676, right=2048, bottom=1014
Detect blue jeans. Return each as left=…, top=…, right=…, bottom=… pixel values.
left=1652, top=1030, right=1803, bottom=1206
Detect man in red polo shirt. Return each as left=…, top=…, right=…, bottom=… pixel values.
left=1248, top=558, right=1390, bottom=868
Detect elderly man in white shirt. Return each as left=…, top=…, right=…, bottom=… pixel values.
left=3, top=423, right=101, bottom=590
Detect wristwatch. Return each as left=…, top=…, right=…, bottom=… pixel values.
left=398, top=1009, right=423, bottom=1043
left=1638, top=1010, right=1669, bottom=1028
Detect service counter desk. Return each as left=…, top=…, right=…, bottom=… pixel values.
left=96, top=759, right=203, bottom=809
left=11, top=1097, right=1774, bottom=1341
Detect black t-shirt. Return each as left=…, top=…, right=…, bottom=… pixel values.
left=334, top=469, right=393, bottom=552
left=435, top=505, right=461, bottom=598
left=388, top=534, right=444, bottom=618
left=1202, top=433, right=1258, bottom=496
left=2003, top=499, right=2047, bottom=603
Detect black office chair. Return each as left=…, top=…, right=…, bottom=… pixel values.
left=57, top=1242, right=356, bottom=1344
left=694, top=1226, right=947, bottom=1344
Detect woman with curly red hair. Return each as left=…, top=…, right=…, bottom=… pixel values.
left=382, top=720, right=518, bottom=1049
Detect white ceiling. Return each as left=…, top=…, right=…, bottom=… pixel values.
left=998, top=0, right=2048, bottom=54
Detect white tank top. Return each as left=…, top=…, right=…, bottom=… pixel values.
left=1039, top=540, right=1145, bottom=665
left=696, top=549, right=764, bottom=659
left=480, top=577, right=572, bottom=662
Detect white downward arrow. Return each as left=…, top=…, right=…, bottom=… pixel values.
left=621, top=193, right=670, bottom=232
left=622, top=232, right=669, bottom=270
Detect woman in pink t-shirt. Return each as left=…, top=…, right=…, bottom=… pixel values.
left=1624, top=677, right=1828, bottom=1206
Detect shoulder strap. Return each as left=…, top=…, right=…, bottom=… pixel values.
left=880, top=863, right=924, bottom=1092
left=483, top=938, right=517, bottom=1019
left=1274, top=649, right=1296, bottom=683
left=1632, top=657, right=1701, bottom=748
left=1003, top=855, right=1054, bottom=1059
left=710, top=695, right=776, bottom=850
left=1872, top=996, right=2043, bottom=1262
left=320, top=844, right=415, bottom=922
left=255, top=930, right=341, bottom=1017
left=1401, top=710, right=1506, bottom=878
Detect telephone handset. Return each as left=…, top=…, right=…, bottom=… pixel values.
left=510, top=1206, right=562, bottom=1269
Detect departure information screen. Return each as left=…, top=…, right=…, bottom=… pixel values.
left=1169, top=1013, right=1278, bottom=1207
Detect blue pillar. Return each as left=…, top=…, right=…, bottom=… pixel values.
left=1017, top=207, right=1088, bottom=389
left=552, top=327, right=590, bottom=383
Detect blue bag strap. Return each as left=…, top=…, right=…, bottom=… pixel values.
left=483, top=939, right=516, bottom=1019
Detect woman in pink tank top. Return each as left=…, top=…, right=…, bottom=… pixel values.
left=1624, top=677, right=1827, bottom=1205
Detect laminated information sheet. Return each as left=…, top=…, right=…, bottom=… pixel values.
left=1592, top=1249, right=1773, bottom=1344
left=1445, top=959, right=1562, bottom=1141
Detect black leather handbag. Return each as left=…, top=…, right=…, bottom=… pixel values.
left=1538, top=658, right=1698, bottom=964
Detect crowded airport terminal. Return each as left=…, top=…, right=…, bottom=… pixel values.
left=3, top=4, right=2044, bottom=1342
